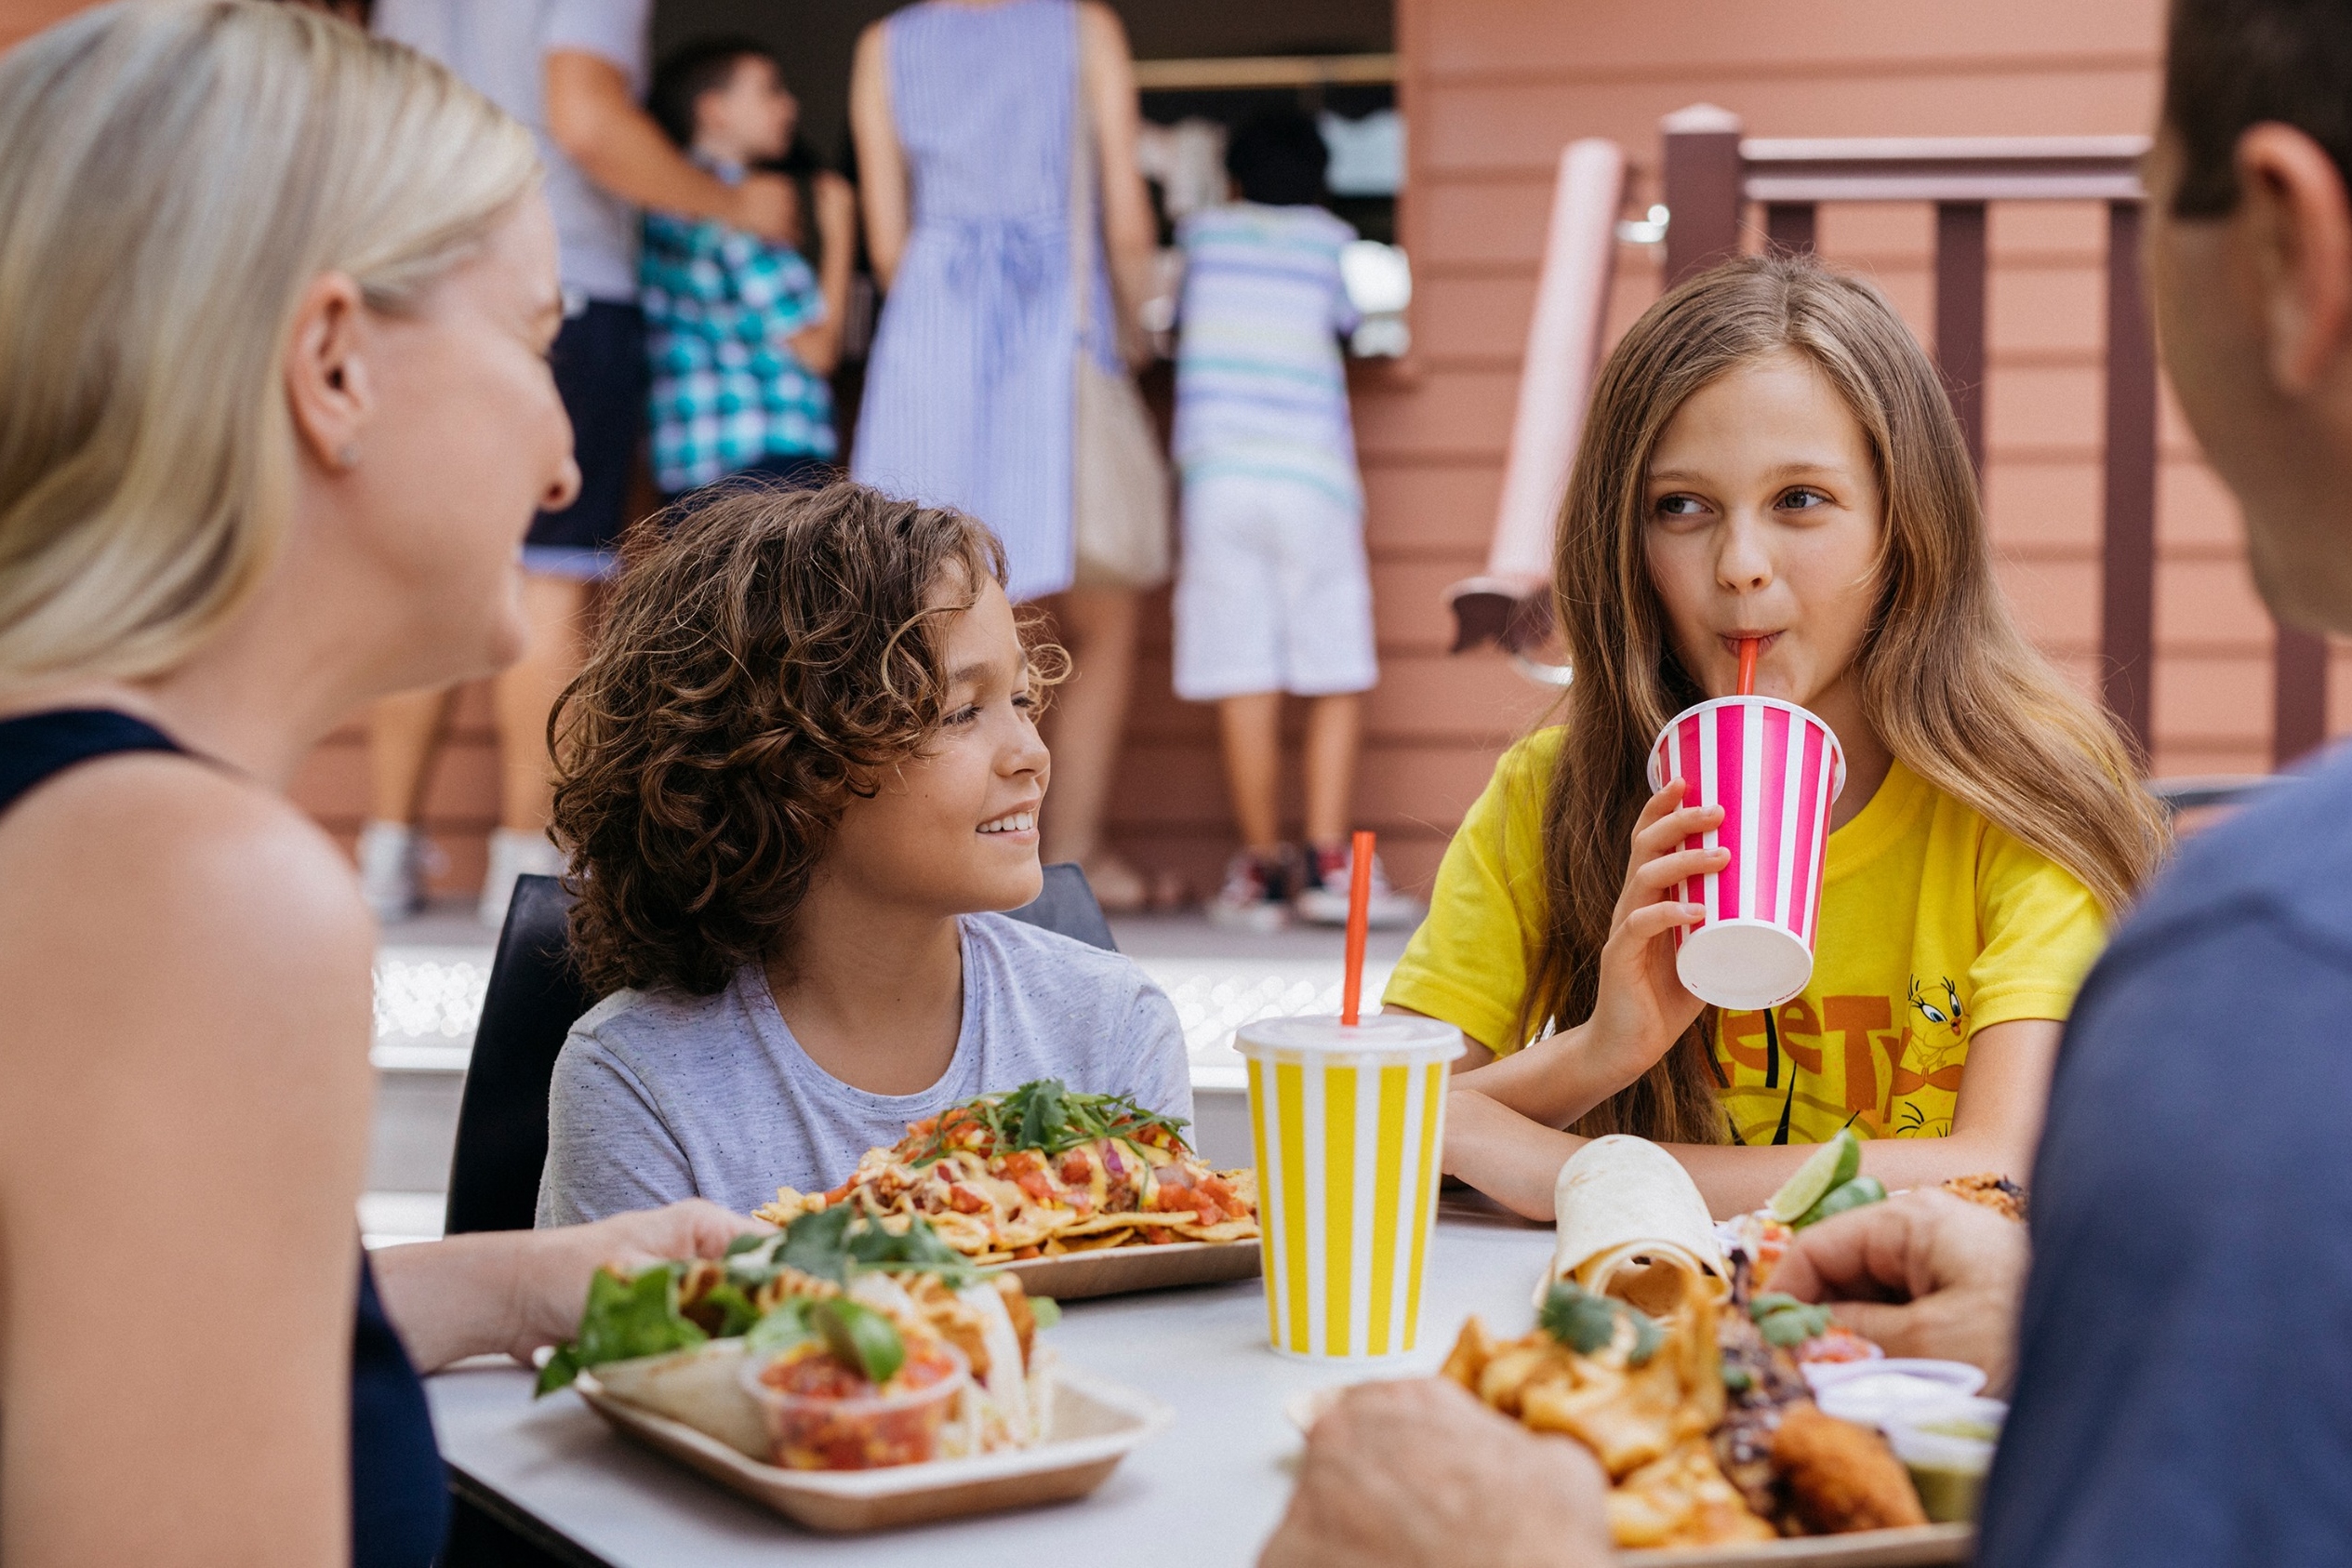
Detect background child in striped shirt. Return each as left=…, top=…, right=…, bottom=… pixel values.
left=1172, top=110, right=1415, bottom=933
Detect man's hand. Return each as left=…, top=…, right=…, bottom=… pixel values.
left=1770, top=1189, right=2029, bottom=1395
left=544, top=51, right=794, bottom=241
left=1260, top=1379, right=1611, bottom=1568
left=501, top=1200, right=770, bottom=1363
left=724, top=172, right=799, bottom=247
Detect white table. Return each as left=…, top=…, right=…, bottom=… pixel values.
left=428, top=1198, right=1556, bottom=1565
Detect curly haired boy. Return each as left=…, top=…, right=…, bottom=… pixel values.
left=534, top=481, right=1190, bottom=1223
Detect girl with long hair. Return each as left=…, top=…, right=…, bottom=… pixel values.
left=1385, top=254, right=2167, bottom=1217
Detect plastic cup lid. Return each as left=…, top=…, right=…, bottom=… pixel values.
left=1234, top=1013, right=1465, bottom=1062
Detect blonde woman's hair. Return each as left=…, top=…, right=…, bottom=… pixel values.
left=1522, top=253, right=2169, bottom=1145
left=0, top=1, right=539, bottom=683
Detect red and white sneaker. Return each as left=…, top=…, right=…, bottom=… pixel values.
left=1209, top=849, right=1291, bottom=933
left=1293, top=841, right=1420, bottom=928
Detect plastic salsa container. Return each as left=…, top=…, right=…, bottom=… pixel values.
left=1882, top=1397, right=2007, bottom=1524
left=739, top=1340, right=970, bottom=1470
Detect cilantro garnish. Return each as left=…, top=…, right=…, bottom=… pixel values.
left=907, top=1077, right=1191, bottom=1165
left=1538, top=1281, right=1664, bottom=1366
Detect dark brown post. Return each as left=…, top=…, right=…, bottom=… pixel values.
left=1934, top=203, right=1988, bottom=474
left=2101, top=200, right=2159, bottom=764
left=2274, top=627, right=2329, bottom=765
left=1663, top=104, right=1746, bottom=287
left=1765, top=203, right=1816, bottom=254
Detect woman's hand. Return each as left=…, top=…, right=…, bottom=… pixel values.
left=1581, top=777, right=1725, bottom=1089
left=373, top=1200, right=772, bottom=1374
left=500, top=1201, right=772, bottom=1364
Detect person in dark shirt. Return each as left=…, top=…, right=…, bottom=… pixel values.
left=1262, top=0, right=2352, bottom=1561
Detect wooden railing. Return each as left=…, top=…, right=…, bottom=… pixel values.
left=1660, top=103, right=2325, bottom=769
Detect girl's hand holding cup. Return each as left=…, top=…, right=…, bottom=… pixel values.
left=1582, top=777, right=1729, bottom=1094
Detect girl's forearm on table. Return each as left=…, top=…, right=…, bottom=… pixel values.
left=1666, top=1131, right=2033, bottom=1218
left=1440, top=1088, right=1584, bottom=1220
left=1444, top=1084, right=2039, bottom=1221
left=1450, top=1022, right=1624, bottom=1128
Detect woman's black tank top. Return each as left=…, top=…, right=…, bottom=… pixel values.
left=0, top=710, right=448, bottom=1568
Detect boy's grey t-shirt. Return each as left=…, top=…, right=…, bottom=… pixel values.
left=535, top=912, right=1193, bottom=1225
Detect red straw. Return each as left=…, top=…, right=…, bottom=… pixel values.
left=1341, top=829, right=1376, bottom=1026
left=1736, top=636, right=1760, bottom=697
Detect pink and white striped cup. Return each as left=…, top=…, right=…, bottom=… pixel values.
left=1645, top=697, right=1846, bottom=1011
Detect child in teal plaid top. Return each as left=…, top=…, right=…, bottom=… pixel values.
left=644, top=39, right=857, bottom=498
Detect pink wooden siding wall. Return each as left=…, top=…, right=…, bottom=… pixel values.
left=9, top=0, right=2332, bottom=897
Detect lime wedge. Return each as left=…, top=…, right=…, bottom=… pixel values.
left=1795, top=1174, right=1888, bottom=1229
left=1766, top=1129, right=1862, bottom=1224
left=812, top=1298, right=906, bottom=1385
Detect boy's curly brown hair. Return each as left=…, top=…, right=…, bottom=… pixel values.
left=549, top=480, right=1055, bottom=997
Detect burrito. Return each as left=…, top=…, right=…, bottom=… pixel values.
left=1538, top=1136, right=1729, bottom=1315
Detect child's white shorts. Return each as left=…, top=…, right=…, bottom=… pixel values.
left=1173, top=472, right=1377, bottom=701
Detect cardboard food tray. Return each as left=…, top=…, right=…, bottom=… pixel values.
left=992, top=1237, right=1261, bottom=1300
left=1282, top=1391, right=1968, bottom=1568
left=1620, top=1523, right=1972, bottom=1566
left=575, top=1365, right=1172, bottom=1533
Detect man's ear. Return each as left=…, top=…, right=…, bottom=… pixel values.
left=283, top=271, right=373, bottom=471
left=2236, top=123, right=2352, bottom=394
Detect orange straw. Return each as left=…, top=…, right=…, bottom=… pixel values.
left=1736, top=636, right=1760, bottom=697
left=1341, top=829, right=1376, bottom=1026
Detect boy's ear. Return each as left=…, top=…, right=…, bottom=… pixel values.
left=2235, top=123, right=2352, bottom=395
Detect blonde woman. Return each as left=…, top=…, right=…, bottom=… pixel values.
left=0, top=7, right=754, bottom=1562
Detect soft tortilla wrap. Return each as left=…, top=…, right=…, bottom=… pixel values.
left=1538, top=1135, right=1728, bottom=1314
left=589, top=1338, right=769, bottom=1458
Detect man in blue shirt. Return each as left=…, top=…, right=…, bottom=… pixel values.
left=1262, top=0, right=2352, bottom=1561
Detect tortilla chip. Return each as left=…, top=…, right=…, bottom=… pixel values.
left=1053, top=1228, right=1135, bottom=1253
left=754, top=1186, right=823, bottom=1227
left=1046, top=1210, right=1192, bottom=1239
left=1165, top=1217, right=1259, bottom=1243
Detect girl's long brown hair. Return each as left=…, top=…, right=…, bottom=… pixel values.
left=1521, top=254, right=2168, bottom=1144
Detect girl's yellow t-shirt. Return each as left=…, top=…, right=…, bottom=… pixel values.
left=1383, top=728, right=2107, bottom=1144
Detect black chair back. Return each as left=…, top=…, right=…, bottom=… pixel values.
left=442, top=863, right=1116, bottom=1235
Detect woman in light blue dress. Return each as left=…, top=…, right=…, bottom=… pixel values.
left=850, top=0, right=1163, bottom=910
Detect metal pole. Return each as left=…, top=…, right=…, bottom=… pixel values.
left=1933, top=203, right=1988, bottom=475
left=1662, top=104, right=1745, bottom=287
left=2100, top=200, right=2159, bottom=763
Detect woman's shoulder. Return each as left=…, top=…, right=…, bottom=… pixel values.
left=1, top=751, right=368, bottom=961
left=0, top=752, right=374, bottom=1147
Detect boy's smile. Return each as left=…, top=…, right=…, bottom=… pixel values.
left=977, top=804, right=1041, bottom=841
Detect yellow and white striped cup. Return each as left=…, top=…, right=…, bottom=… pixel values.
left=1236, top=1015, right=1465, bottom=1359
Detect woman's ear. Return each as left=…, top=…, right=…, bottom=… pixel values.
left=2234, top=123, right=2352, bottom=395
left=282, top=270, right=374, bottom=472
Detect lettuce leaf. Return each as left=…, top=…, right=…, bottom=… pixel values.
left=534, top=1264, right=707, bottom=1395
